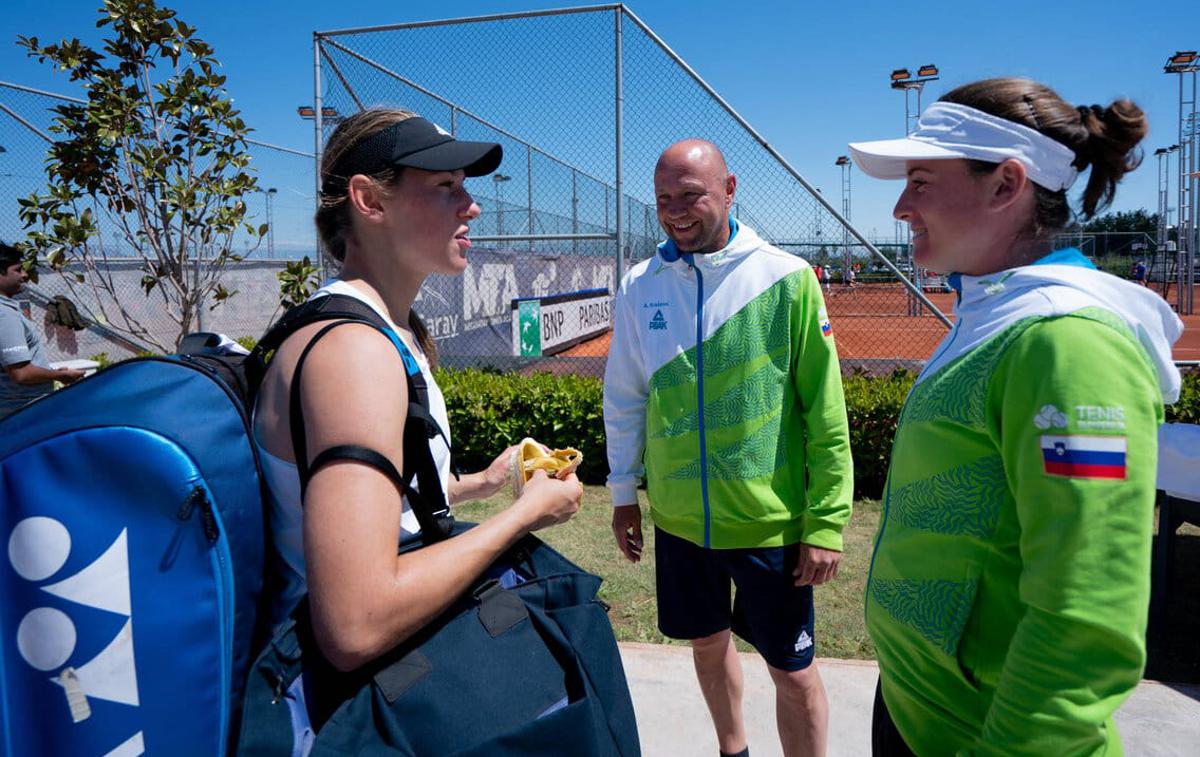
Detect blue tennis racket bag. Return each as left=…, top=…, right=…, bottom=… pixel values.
left=0, top=355, right=266, bottom=757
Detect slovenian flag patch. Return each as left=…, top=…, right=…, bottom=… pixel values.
left=1039, top=435, right=1127, bottom=479
left=820, top=319, right=832, bottom=336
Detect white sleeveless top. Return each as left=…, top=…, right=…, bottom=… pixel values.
left=254, top=280, right=453, bottom=628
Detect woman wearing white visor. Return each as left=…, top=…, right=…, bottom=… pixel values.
left=850, top=78, right=1184, bottom=755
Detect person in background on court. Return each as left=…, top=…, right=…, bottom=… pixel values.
left=0, top=241, right=84, bottom=420
left=1132, top=258, right=1148, bottom=286
left=849, top=77, right=1183, bottom=756
left=604, top=138, right=853, bottom=757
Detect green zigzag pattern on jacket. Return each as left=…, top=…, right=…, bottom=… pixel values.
left=871, top=577, right=978, bottom=655
left=651, top=352, right=788, bottom=440
left=664, top=415, right=787, bottom=481
left=889, top=455, right=1006, bottom=538
left=902, top=317, right=1039, bottom=428
left=648, top=270, right=801, bottom=394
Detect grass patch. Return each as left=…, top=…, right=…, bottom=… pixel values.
left=459, top=488, right=1200, bottom=682
left=456, top=485, right=880, bottom=660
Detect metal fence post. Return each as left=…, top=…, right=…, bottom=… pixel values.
left=313, top=33, right=326, bottom=280
left=527, top=144, right=534, bottom=253
left=614, top=6, right=625, bottom=287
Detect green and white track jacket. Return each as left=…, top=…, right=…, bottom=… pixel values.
left=868, top=249, right=1184, bottom=756
left=603, top=220, right=853, bottom=550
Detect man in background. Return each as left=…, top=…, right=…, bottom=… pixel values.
left=604, top=140, right=853, bottom=757
left=0, top=241, right=84, bottom=419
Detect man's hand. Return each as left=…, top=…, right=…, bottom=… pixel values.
left=57, top=368, right=85, bottom=386
left=793, top=543, right=841, bottom=586
left=612, top=503, right=644, bottom=563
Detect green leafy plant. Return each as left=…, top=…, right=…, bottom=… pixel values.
left=1167, top=369, right=1200, bottom=425
left=278, top=256, right=322, bottom=311
left=16, top=0, right=262, bottom=351
left=438, top=368, right=608, bottom=485
left=841, top=369, right=914, bottom=498
left=439, top=366, right=1200, bottom=499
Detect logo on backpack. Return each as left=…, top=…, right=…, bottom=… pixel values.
left=649, top=310, right=667, bottom=331
left=8, top=516, right=143, bottom=745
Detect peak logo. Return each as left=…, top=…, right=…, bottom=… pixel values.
left=648, top=309, right=668, bottom=331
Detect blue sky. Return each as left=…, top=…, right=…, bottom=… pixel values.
left=2, top=0, right=1196, bottom=248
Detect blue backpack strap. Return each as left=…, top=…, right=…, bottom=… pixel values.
left=284, top=313, right=453, bottom=545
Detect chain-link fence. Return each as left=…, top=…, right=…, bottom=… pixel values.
left=314, top=6, right=949, bottom=377
left=1, top=80, right=316, bottom=361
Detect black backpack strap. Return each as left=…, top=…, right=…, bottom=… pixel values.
left=309, top=445, right=405, bottom=492
left=282, top=306, right=454, bottom=545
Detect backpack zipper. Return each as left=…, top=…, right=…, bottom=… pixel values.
left=177, top=486, right=219, bottom=544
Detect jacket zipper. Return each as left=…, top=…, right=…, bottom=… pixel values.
left=685, top=255, right=712, bottom=548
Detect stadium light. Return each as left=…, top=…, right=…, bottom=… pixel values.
left=890, top=68, right=911, bottom=83
left=1164, top=51, right=1199, bottom=73
left=835, top=156, right=850, bottom=166
left=917, top=64, right=939, bottom=78
left=296, top=105, right=344, bottom=122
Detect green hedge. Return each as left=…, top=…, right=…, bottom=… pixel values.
left=842, top=370, right=915, bottom=498
left=437, top=369, right=609, bottom=484
left=441, top=366, right=1199, bottom=499
left=1167, top=369, right=1200, bottom=425
left=439, top=366, right=915, bottom=497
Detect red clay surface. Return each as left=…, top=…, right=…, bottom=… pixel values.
left=553, top=284, right=1200, bottom=364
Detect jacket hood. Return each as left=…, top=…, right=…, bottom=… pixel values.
left=952, top=249, right=1184, bottom=402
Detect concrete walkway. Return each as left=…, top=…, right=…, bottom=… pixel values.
left=619, top=643, right=1200, bottom=756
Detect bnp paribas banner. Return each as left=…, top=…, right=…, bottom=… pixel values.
left=512, top=289, right=612, bottom=357
left=413, top=247, right=621, bottom=358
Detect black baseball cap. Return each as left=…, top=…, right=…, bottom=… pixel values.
left=0, top=241, right=22, bottom=269
left=322, top=117, right=502, bottom=193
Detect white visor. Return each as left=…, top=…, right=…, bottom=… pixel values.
left=849, top=102, right=1079, bottom=192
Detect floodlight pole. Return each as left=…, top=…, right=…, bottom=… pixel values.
left=836, top=156, right=852, bottom=281
left=493, top=174, right=511, bottom=240
left=892, top=66, right=938, bottom=312
left=1165, top=51, right=1198, bottom=313
left=265, top=188, right=278, bottom=258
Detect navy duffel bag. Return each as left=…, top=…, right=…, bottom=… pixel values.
left=236, top=526, right=640, bottom=756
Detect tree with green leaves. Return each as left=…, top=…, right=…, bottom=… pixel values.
left=16, top=0, right=263, bottom=351
left=1080, top=208, right=1158, bottom=235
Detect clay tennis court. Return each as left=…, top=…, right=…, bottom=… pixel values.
left=553, top=283, right=1200, bottom=366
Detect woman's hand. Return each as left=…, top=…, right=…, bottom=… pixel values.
left=479, top=444, right=519, bottom=498
left=448, top=444, right=520, bottom=505
left=512, top=469, right=582, bottom=532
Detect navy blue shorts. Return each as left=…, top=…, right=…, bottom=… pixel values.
left=654, top=526, right=816, bottom=671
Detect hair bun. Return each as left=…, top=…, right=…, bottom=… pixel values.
left=1075, top=98, right=1147, bottom=216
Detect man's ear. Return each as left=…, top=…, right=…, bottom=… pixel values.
left=347, top=174, right=385, bottom=220
left=725, top=173, right=737, bottom=208
left=989, top=159, right=1031, bottom=213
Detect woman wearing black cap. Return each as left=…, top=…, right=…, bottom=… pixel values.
left=252, top=109, right=582, bottom=676
left=849, top=79, right=1183, bottom=755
